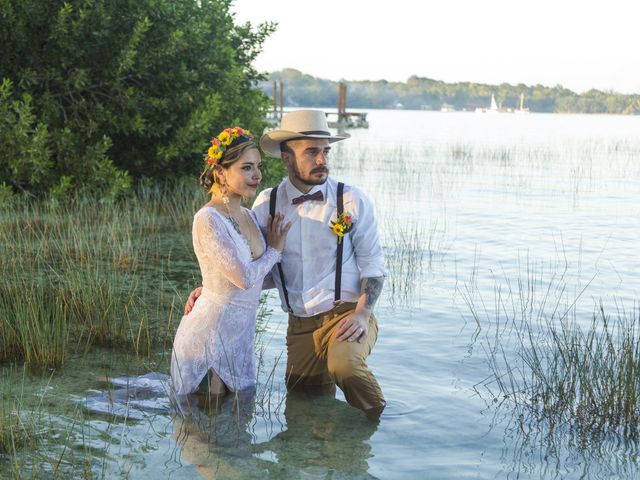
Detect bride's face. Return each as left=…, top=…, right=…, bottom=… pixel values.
left=221, top=148, right=263, bottom=197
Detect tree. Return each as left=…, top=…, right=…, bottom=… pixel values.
left=0, top=0, right=275, bottom=198
left=0, top=79, right=51, bottom=197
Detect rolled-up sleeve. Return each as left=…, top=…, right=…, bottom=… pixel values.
left=349, top=187, right=388, bottom=279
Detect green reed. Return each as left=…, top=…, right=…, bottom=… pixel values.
left=0, top=183, right=207, bottom=368
left=0, top=407, right=35, bottom=459
left=338, top=139, right=640, bottom=208
left=0, top=366, right=43, bottom=477
left=467, top=258, right=640, bottom=442
left=380, top=214, right=449, bottom=305
left=382, top=220, right=426, bottom=301
left=254, top=292, right=288, bottom=416
left=0, top=363, right=107, bottom=479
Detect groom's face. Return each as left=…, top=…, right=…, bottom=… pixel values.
left=282, top=138, right=331, bottom=190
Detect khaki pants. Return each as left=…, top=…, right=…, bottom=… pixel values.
left=286, top=302, right=385, bottom=414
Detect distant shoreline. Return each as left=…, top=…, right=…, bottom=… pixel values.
left=262, top=69, right=640, bottom=115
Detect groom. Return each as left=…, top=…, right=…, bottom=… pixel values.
left=187, top=110, right=387, bottom=418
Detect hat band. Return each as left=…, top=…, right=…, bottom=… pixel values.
left=300, top=130, right=331, bottom=136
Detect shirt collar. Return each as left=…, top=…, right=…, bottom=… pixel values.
left=283, top=177, right=329, bottom=203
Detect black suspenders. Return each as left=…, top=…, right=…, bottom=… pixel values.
left=269, top=185, right=293, bottom=313
left=334, top=182, right=345, bottom=304
left=269, top=183, right=345, bottom=314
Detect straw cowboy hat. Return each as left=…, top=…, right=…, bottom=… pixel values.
left=260, top=109, right=350, bottom=158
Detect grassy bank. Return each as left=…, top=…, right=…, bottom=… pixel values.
left=0, top=182, right=209, bottom=368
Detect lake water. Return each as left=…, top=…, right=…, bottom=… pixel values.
left=3, top=110, right=640, bottom=479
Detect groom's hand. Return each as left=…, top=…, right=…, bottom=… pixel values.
left=336, top=309, right=370, bottom=343
left=184, top=287, right=202, bottom=315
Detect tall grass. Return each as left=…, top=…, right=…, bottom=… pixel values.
left=467, top=258, right=640, bottom=442
left=337, top=139, right=640, bottom=208
left=254, top=293, right=287, bottom=417
left=0, top=182, right=207, bottom=368
left=379, top=212, right=450, bottom=305
left=0, top=366, right=43, bottom=477
left=382, top=220, right=427, bottom=302
left=0, top=364, right=107, bottom=478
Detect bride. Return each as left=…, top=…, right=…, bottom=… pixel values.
left=171, top=126, right=290, bottom=398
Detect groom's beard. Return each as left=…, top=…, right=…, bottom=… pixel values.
left=291, top=159, right=329, bottom=186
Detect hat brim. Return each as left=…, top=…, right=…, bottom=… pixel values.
left=260, top=130, right=350, bottom=158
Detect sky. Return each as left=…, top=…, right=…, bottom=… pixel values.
left=231, top=0, right=640, bottom=94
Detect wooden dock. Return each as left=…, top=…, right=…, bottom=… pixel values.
left=326, top=111, right=369, bottom=129
left=327, top=81, right=368, bottom=129
left=265, top=80, right=284, bottom=127
left=265, top=80, right=369, bottom=130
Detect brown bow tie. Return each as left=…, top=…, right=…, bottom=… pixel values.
left=291, top=190, right=324, bottom=205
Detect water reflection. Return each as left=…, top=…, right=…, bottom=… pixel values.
left=256, top=392, right=379, bottom=478
left=174, top=392, right=379, bottom=479
left=83, top=373, right=379, bottom=478
left=173, top=390, right=258, bottom=478
left=482, top=400, right=640, bottom=479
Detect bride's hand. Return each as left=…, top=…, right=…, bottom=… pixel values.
left=184, top=287, right=202, bottom=315
left=267, top=214, right=291, bottom=252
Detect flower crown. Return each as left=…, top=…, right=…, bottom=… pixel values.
left=206, top=126, right=254, bottom=165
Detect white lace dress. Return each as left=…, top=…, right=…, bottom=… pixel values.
left=171, top=206, right=281, bottom=395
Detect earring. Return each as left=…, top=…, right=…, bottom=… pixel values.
left=221, top=183, right=229, bottom=205
left=209, top=169, right=219, bottom=195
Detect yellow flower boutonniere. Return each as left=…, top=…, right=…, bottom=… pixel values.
left=330, top=212, right=353, bottom=244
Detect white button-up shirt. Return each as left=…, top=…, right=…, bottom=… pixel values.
left=252, top=177, right=387, bottom=317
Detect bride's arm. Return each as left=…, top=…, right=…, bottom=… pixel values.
left=197, top=212, right=289, bottom=290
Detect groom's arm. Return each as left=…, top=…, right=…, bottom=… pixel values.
left=335, top=188, right=387, bottom=342
left=184, top=287, right=202, bottom=315
left=335, top=276, right=384, bottom=342
left=184, top=271, right=275, bottom=315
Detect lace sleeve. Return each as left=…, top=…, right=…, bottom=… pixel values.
left=194, top=210, right=281, bottom=290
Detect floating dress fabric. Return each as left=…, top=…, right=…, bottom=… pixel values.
left=171, top=206, right=281, bottom=395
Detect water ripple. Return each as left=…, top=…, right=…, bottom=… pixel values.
left=380, top=398, right=427, bottom=419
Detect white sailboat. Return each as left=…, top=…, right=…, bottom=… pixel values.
left=475, top=93, right=500, bottom=113
left=490, top=94, right=499, bottom=112
left=514, top=92, right=530, bottom=114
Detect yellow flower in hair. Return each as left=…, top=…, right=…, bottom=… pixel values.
left=218, top=131, right=232, bottom=146
left=202, top=126, right=254, bottom=167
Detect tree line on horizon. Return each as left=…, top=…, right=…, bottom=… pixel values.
left=262, top=69, right=640, bottom=115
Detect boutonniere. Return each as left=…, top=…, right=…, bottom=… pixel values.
left=330, top=212, right=354, bottom=244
